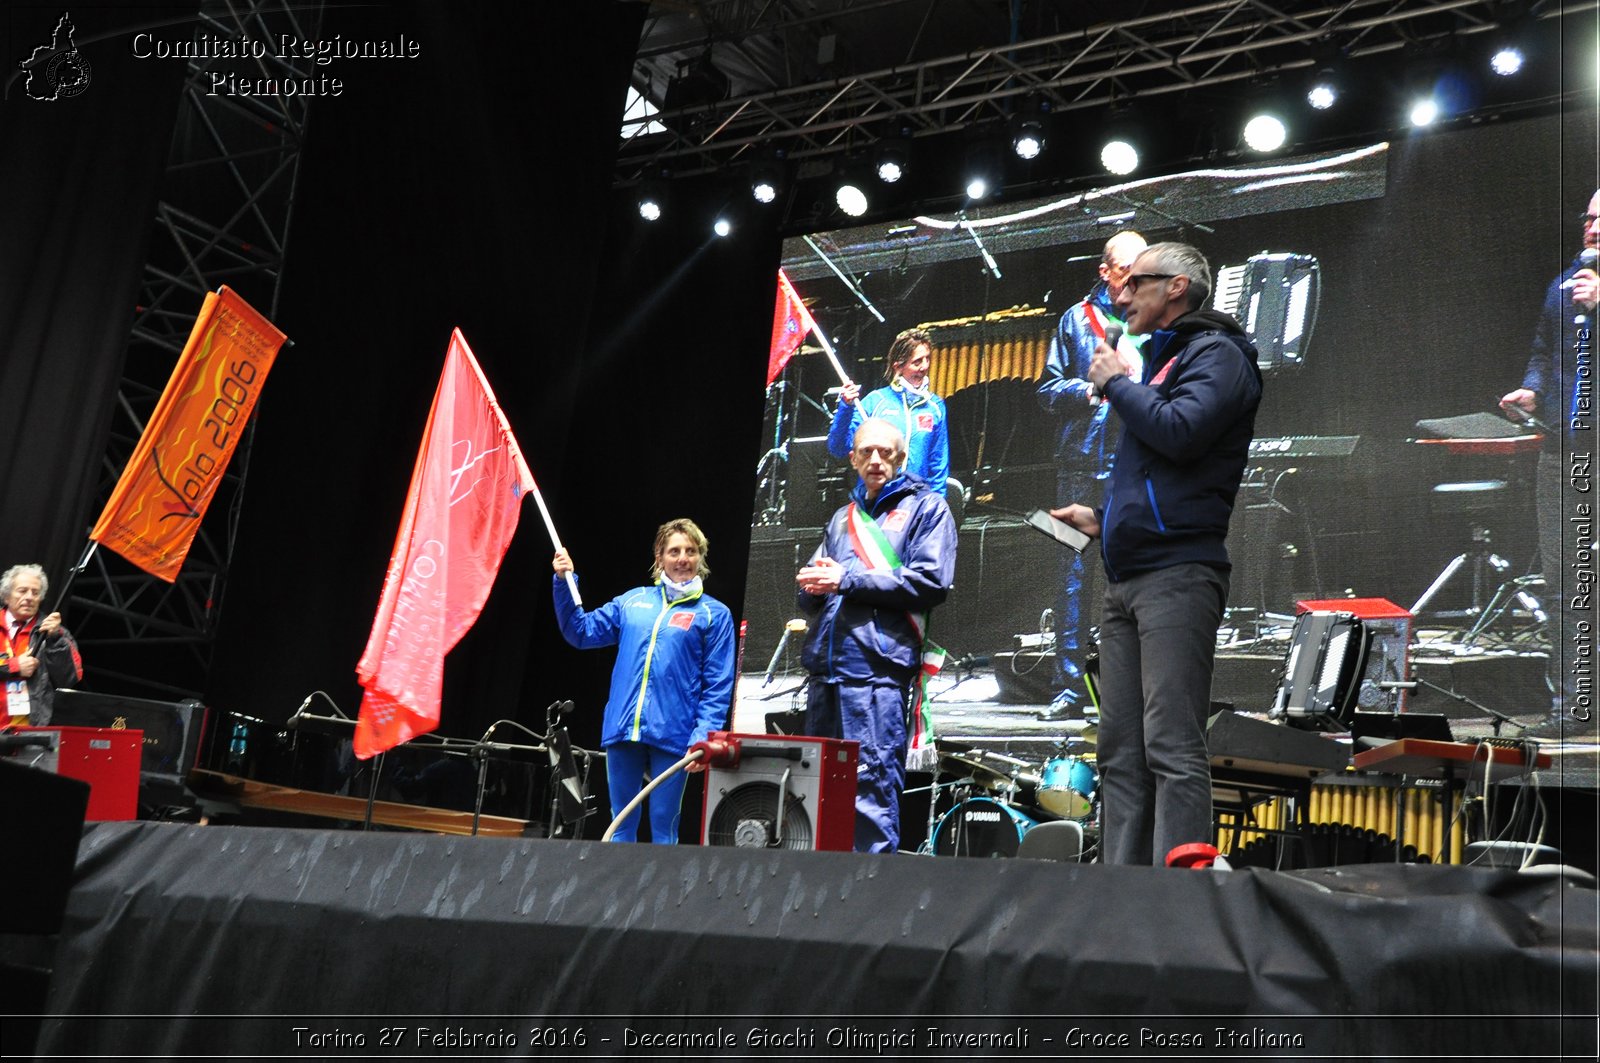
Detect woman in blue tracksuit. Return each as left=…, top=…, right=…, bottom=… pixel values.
left=552, top=518, right=735, bottom=843
left=828, top=327, right=950, bottom=497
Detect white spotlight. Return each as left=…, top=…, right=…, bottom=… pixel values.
left=1307, top=83, right=1337, bottom=111
left=638, top=197, right=662, bottom=222
left=1490, top=46, right=1524, bottom=77
left=1409, top=97, right=1439, bottom=127
left=836, top=182, right=869, bottom=217
left=1101, top=139, right=1138, bottom=176
left=713, top=217, right=732, bottom=237
left=965, top=175, right=989, bottom=200
left=1242, top=114, right=1287, bottom=153
left=876, top=159, right=904, bottom=184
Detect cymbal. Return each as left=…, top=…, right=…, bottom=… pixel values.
left=937, top=752, right=1011, bottom=788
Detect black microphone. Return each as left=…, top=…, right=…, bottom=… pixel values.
left=285, top=693, right=315, bottom=725
left=1568, top=247, right=1598, bottom=324
left=1090, top=325, right=1124, bottom=406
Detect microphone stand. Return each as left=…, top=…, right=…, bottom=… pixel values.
left=1377, top=679, right=1522, bottom=736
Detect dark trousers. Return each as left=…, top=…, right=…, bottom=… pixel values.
left=1054, top=468, right=1103, bottom=685
left=805, top=680, right=909, bottom=853
left=1097, top=562, right=1228, bottom=866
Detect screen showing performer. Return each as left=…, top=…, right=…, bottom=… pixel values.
left=739, top=114, right=1593, bottom=859
left=1498, top=188, right=1599, bottom=741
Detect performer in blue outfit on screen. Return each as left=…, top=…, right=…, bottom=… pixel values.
left=552, top=519, right=735, bottom=843
left=828, top=327, right=950, bottom=498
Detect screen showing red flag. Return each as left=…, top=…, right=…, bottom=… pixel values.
left=353, top=330, right=535, bottom=759
left=767, top=268, right=816, bottom=385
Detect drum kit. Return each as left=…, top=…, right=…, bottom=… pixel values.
left=917, top=730, right=1100, bottom=860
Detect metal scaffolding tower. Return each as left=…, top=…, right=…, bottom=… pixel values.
left=68, top=1, right=326, bottom=698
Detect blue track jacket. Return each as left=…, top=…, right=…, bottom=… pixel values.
left=554, top=576, right=735, bottom=753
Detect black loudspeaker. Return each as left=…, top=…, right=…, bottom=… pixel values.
left=0, top=757, right=88, bottom=934
left=51, top=690, right=209, bottom=808
left=1268, top=611, right=1371, bottom=730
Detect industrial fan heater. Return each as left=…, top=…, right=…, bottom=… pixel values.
left=699, top=732, right=858, bottom=851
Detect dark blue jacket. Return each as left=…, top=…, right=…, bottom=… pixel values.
left=1519, top=250, right=1595, bottom=436
left=1096, top=309, right=1262, bottom=582
left=798, top=472, right=958, bottom=686
left=1036, top=281, right=1141, bottom=473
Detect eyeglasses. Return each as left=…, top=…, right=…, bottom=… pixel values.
left=1124, top=272, right=1176, bottom=293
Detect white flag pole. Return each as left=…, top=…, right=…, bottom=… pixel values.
left=529, top=484, right=581, bottom=606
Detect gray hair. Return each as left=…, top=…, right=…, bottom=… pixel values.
left=1139, top=241, right=1212, bottom=310
left=852, top=417, right=908, bottom=463
left=0, top=564, right=48, bottom=602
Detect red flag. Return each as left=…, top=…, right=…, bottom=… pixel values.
left=767, top=268, right=816, bottom=385
left=353, top=330, right=534, bottom=759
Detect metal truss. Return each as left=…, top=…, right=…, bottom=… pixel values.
left=619, top=0, right=1578, bottom=181
left=69, top=0, right=326, bottom=698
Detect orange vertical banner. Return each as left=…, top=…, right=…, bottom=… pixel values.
left=89, top=286, right=287, bottom=582
left=353, top=329, right=535, bottom=759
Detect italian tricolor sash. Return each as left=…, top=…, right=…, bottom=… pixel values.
left=845, top=503, right=944, bottom=771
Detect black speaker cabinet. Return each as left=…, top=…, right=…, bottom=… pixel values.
left=51, top=690, right=209, bottom=808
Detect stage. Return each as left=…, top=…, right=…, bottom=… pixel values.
left=26, top=820, right=1600, bottom=1059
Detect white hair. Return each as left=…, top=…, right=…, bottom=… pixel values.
left=0, top=564, right=48, bottom=602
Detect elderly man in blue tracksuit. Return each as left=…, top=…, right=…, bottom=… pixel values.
left=798, top=417, right=958, bottom=853
left=1053, top=242, right=1262, bottom=866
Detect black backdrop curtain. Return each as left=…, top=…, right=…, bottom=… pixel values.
left=206, top=1, right=785, bottom=759
left=0, top=3, right=193, bottom=590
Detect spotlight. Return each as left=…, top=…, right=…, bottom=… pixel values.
left=1012, top=120, right=1045, bottom=161
left=875, top=137, right=909, bottom=183
left=1489, top=45, right=1524, bottom=77
left=1409, top=97, right=1439, bottom=127
left=1101, top=139, right=1138, bottom=176
left=713, top=216, right=732, bottom=237
left=638, top=193, right=662, bottom=222
left=1303, top=37, right=1346, bottom=112
left=962, top=140, right=1002, bottom=201
left=1306, top=68, right=1339, bottom=110
left=1242, top=114, right=1287, bottom=152
left=749, top=154, right=786, bottom=205
left=836, top=181, right=869, bottom=218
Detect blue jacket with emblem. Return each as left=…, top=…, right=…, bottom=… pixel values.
left=1036, top=281, right=1141, bottom=473
left=1096, top=309, right=1262, bottom=582
left=553, top=577, right=735, bottom=753
left=797, top=472, right=958, bottom=686
left=828, top=382, right=950, bottom=497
